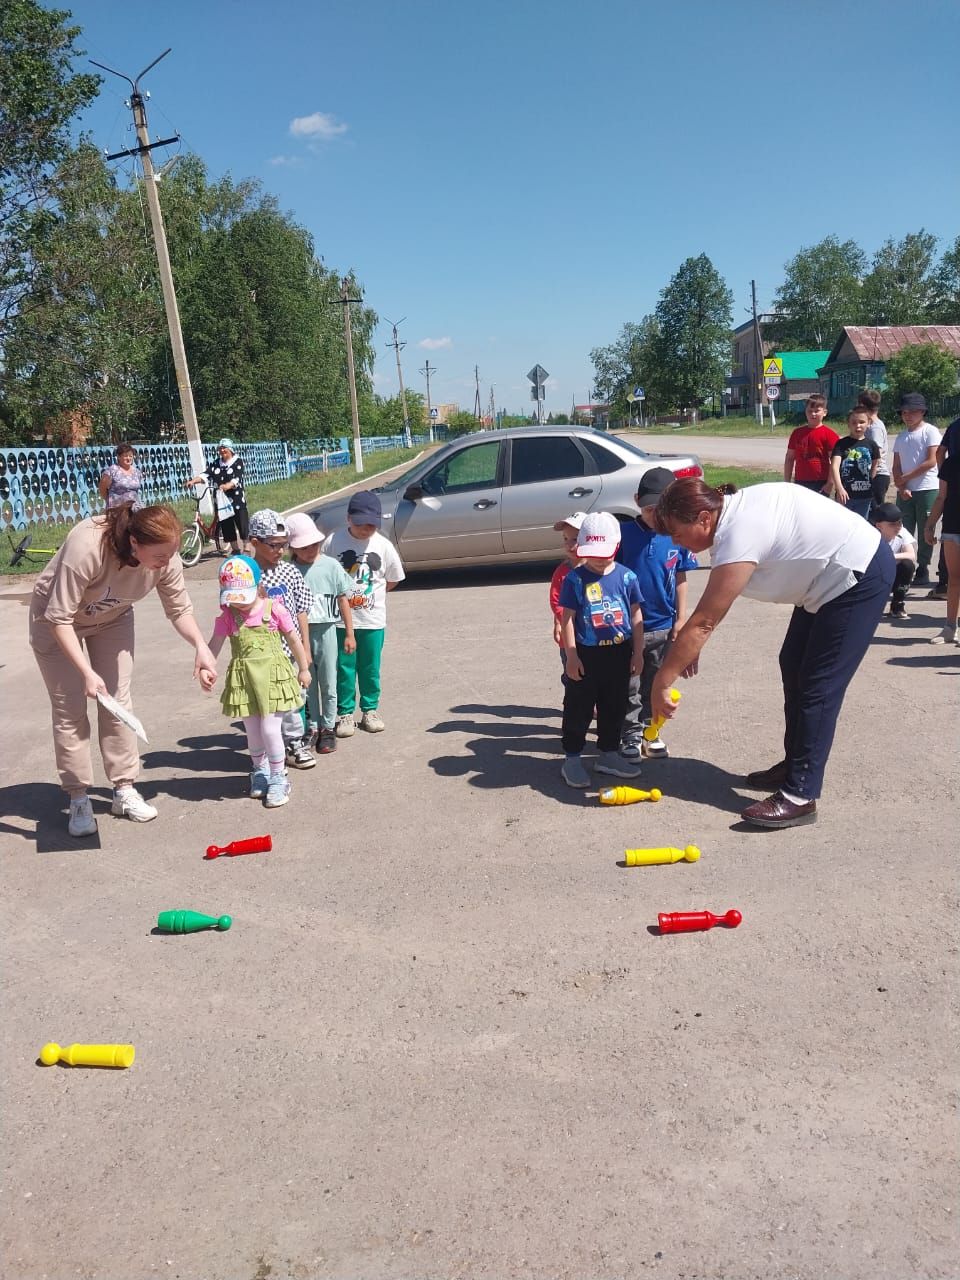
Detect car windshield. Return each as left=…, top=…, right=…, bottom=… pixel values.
left=375, top=452, right=440, bottom=493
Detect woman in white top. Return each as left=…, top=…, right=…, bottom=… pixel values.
left=649, top=478, right=895, bottom=829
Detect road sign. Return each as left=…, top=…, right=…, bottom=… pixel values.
left=766, top=384, right=780, bottom=400
left=633, top=386, right=645, bottom=400
left=764, top=374, right=782, bottom=385
left=530, top=386, right=545, bottom=400
left=429, top=407, right=438, bottom=418
left=763, top=357, right=783, bottom=378
left=527, top=364, right=549, bottom=386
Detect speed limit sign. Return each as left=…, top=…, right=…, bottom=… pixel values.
left=766, top=384, right=780, bottom=400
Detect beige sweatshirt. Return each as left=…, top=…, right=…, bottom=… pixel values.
left=32, top=518, right=193, bottom=633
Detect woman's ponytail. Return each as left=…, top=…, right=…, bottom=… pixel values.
left=101, top=503, right=182, bottom=566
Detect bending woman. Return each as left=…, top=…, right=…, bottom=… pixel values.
left=29, top=504, right=218, bottom=838
left=649, top=478, right=894, bottom=829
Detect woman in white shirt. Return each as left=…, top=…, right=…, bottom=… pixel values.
left=649, top=479, right=895, bottom=829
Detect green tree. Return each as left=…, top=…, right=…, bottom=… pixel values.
left=589, top=316, right=663, bottom=421
left=861, top=231, right=939, bottom=324
left=772, top=236, right=867, bottom=348
left=652, top=255, right=732, bottom=417
left=930, top=235, right=960, bottom=323
left=880, top=343, right=959, bottom=420
left=445, top=409, right=481, bottom=434
left=0, top=0, right=100, bottom=336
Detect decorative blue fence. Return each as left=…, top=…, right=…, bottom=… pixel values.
left=0, top=438, right=349, bottom=532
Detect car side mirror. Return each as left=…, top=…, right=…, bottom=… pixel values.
left=403, top=484, right=424, bottom=501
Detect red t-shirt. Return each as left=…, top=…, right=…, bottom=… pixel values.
left=550, top=561, right=571, bottom=638
left=788, top=424, right=840, bottom=484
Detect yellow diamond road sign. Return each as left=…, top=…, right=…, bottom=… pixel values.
left=763, top=357, right=783, bottom=378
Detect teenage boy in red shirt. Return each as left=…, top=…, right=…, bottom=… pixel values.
left=784, top=394, right=839, bottom=494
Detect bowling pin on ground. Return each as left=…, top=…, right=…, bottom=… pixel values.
left=625, top=845, right=700, bottom=867
left=156, top=910, right=232, bottom=933
left=39, top=1043, right=135, bottom=1068
left=204, top=835, right=272, bottom=859
left=599, top=786, right=662, bottom=806
left=656, top=910, right=741, bottom=934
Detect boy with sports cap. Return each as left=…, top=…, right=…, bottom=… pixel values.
left=322, top=490, right=405, bottom=736
left=557, top=511, right=645, bottom=788
left=616, top=468, right=697, bottom=758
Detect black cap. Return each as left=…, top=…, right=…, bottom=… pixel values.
left=635, top=467, right=677, bottom=506
left=898, top=392, right=927, bottom=412
left=871, top=502, right=903, bottom=524
left=347, top=489, right=382, bottom=526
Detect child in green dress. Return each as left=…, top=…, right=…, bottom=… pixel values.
left=200, top=556, right=311, bottom=808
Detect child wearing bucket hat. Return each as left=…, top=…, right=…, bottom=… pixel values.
left=200, top=555, right=312, bottom=809
left=556, top=512, right=645, bottom=788
left=616, top=468, right=698, bottom=759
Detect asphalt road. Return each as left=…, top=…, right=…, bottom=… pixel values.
left=624, top=431, right=788, bottom=470
left=1, top=499, right=957, bottom=1279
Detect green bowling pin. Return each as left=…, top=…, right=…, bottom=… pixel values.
left=156, top=909, right=232, bottom=934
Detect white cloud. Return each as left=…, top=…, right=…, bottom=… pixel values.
left=268, top=154, right=301, bottom=167
left=418, top=336, right=452, bottom=350
left=289, top=112, right=348, bottom=140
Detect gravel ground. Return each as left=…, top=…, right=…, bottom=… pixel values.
left=1, top=547, right=957, bottom=1280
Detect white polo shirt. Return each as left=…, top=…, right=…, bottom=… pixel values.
left=710, top=484, right=881, bottom=613
left=893, top=423, right=942, bottom=492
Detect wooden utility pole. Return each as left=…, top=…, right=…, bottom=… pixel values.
left=386, top=318, right=411, bottom=448
left=341, top=278, right=363, bottom=474
left=420, top=358, right=436, bottom=442
left=92, top=50, right=210, bottom=510
left=473, top=365, right=482, bottom=422
left=751, top=278, right=764, bottom=426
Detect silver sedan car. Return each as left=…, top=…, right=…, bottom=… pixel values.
left=309, top=426, right=702, bottom=571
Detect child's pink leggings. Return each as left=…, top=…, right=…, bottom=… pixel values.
left=243, top=714, right=285, bottom=774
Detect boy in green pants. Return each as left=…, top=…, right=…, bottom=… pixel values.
left=323, top=491, right=405, bottom=736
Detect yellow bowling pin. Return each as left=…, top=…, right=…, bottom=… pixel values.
left=624, top=845, right=700, bottom=867
left=643, top=688, right=681, bottom=742
left=39, top=1042, right=135, bottom=1068
left=599, top=786, right=662, bottom=806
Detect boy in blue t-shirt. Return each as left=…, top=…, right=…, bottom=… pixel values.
left=558, top=511, right=645, bottom=789
left=616, top=468, right=697, bottom=760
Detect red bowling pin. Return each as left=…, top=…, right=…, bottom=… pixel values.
left=657, top=909, right=742, bottom=934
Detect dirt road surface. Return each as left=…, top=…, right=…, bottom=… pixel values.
left=1, top=542, right=957, bottom=1279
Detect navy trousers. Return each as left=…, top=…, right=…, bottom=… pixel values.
left=779, top=540, right=894, bottom=801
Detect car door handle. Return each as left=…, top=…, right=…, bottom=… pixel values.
left=473, top=499, right=497, bottom=509
left=568, top=487, right=594, bottom=497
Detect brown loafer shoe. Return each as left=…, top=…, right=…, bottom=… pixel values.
left=741, top=791, right=817, bottom=829
left=744, top=760, right=788, bottom=788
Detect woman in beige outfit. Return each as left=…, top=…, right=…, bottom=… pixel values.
left=29, top=504, right=218, bottom=837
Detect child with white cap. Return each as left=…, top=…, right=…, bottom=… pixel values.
left=557, top=511, right=645, bottom=788
left=200, top=555, right=312, bottom=809
left=285, top=513, right=357, bottom=754
left=549, top=511, right=586, bottom=679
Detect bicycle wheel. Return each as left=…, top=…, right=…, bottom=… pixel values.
left=179, top=525, right=202, bottom=567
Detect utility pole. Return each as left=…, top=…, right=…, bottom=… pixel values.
left=488, top=385, right=496, bottom=428
left=92, top=49, right=210, bottom=510
left=473, top=365, right=482, bottom=424
left=420, top=358, right=436, bottom=442
left=340, top=278, right=363, bottom=474
left=751, top=279, right=764, bottom=426
left=385, top=318, right=411, bottom=448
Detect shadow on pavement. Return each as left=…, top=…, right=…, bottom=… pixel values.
left=401, top=563, right=553, bottom=592
left=0, top=781, right=108, bottom=852
left=450, top=703, right=559, bottom=719
left=142, top=730, right=247, bottom=776
left=886, top=654, right=959, bottom=670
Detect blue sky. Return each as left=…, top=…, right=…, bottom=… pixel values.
left=69, top=0, right=960, bottom=417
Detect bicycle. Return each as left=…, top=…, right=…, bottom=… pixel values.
left=179, top=484, right=223, bottom=567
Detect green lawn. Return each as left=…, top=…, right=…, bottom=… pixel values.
left=702, top=464, right=783, bottom=487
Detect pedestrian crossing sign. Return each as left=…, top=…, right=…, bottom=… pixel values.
left=763, top=357, right=783, bottom=378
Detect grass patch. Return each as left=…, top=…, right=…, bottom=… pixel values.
left=0, top=448, right=423, bottom=576
left=702, top=464, right=783, bottom=488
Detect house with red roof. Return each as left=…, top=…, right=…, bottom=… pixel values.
left=818, top=325, right=960, bottom=414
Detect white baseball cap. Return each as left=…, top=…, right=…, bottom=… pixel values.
left=576, top=511, right=621, bottom=557
left=284, top=512, right=324, bottom=548
left=553, top=510, right=588, bottom=532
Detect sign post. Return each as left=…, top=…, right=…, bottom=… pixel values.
left=527, top=364, right=549, bottom=425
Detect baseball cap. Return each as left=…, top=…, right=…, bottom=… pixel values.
left=635, top=467, right=677, bottom=507
left=576, top=511, right=621, bottom=557
left=218, top=554, right=260, bottom=605
left=217, top=437, right=235, bottom=451
left=871, top=502, right=903, bottom=525
left=898, top=392, right=927, bottom=412
left=284, top=512, right=324, bottom=548
left=553, top=510, right=588, bottom=532
left=347, top=490, right=382, bottom=527
left=248, top=509, right=287, bottom=541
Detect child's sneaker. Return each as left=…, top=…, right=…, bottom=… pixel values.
left=264, top=773, right=291, bottom=808
left=561, top=754, right=590, bottom=788
left=111, top=786, right=158, bottom=823
left=249, top=766, right=270, bottom=798
left=619, top=735, right=643, bottom=760
left=930, top=624, right=959, bottom=645
left=595, top=751, right=643, bottom=779
left=317, top=728, right=336, bottom=754
left=335, top=714, right=356, bottom=738
left=68, top=795, right=97, bottom=838
left=360, top=710, right=385, bottom=733
left=889, top=606, right=910, bottom=621
left=286, top=738, right=316, bottom=769
left=642, top=736, right=669, bottom=759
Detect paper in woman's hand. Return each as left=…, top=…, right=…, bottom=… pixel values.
left=96, top=692, right=149, bottom=743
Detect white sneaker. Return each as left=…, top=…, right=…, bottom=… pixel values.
left=360, top=710, right=385, bottom=733
left=68, top=795, right=97, bottom=838
left=642, top=737, right=669, bottom=759
left=335, top=715, right=356, bottom=738
left=930, top=625, right=959, bottom=645
left=111, top=787, right=158, bottom=823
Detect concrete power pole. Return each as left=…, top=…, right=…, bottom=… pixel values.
left=751, top=278, right=764, bottom=426
left=473, top=365, right=482, bottom=423
left=386, top=318, right=411, bottom=448
left=340, top=278, right=364, bottom=474
left=92, top=50, right=210, bottom=510
left=420, top=358, right=436, bottom=442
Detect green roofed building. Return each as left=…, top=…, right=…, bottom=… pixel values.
left=774, top=351, right=831, bottom=412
